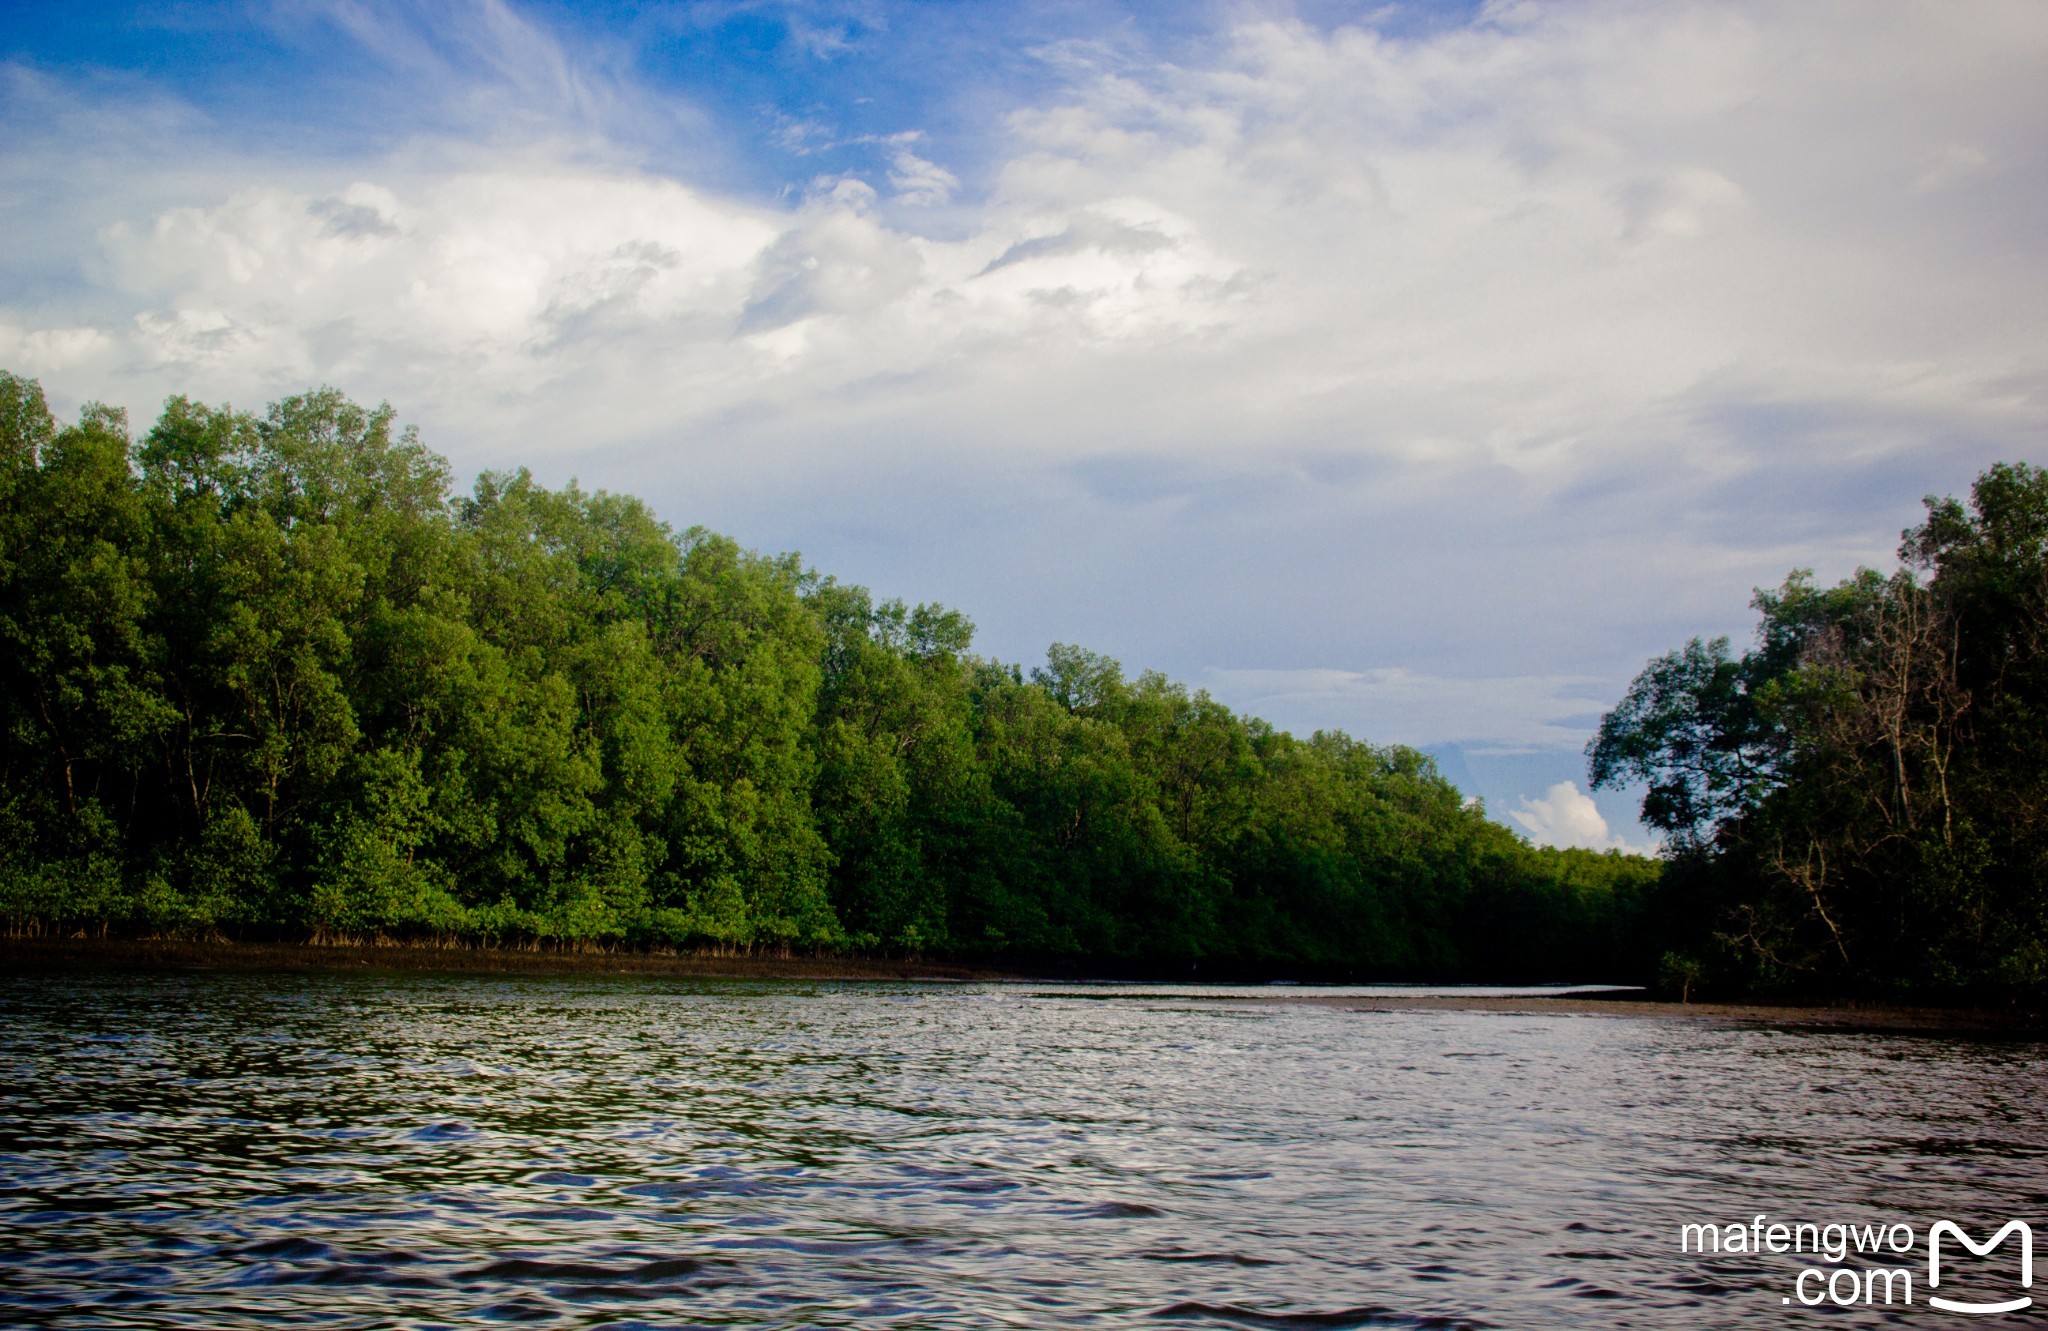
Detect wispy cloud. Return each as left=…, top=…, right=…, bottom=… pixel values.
left=1201, top=667, right=1612, bottom=752
left=887, top=145, right=959, bottom=207
left=258, top=0, right=643, bottom=140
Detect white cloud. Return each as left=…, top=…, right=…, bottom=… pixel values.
left=0, top=323, right=109, bottom=374
left=11, top=3, right=2044, bottom=481
left=18, top=154, right=1251, bottom=463
left=1510, top=780, right=1649, bottom=853
left=66, top=169, right=785, bottom=426
left=888, top=148, right=960, bottom=208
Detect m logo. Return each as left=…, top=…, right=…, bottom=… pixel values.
left=1928, top=1220, right=2033, bottom=1315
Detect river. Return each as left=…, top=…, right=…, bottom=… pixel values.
left=2, top=972, right=2042, bottom=1327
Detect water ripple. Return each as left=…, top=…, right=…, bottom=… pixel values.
left=0, top=973, right=2040, bottom=1327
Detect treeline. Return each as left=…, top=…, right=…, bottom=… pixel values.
left=1592, top=462, right=2048, bottom=1003
left=0, top=372, right=1656, bottom=978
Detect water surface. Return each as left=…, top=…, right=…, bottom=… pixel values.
left=1, top=973, right=2041, bottom=1327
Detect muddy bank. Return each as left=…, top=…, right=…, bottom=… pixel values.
left=5, top=938, right=2040, bottom=1031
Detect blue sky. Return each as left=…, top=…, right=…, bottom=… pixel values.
left=5, top=0, right=2046, bottom=849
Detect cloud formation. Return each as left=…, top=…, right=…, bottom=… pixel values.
left=1510, top=781, right=1647, bottom=853
left=15, top=4, right=2042, bottom=469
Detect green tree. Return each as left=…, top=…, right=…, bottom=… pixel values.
left=1594, top=463, right=2048, bottom=1000
left=0, top=368, right=1662, bottom=984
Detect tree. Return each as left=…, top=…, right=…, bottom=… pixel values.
left=1594, top=464, right=2048, bottom=1000
left=0, top=368, right=1662, bottom=984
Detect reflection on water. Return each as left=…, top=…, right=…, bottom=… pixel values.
left=1, top=973, right=2041, bottom=1328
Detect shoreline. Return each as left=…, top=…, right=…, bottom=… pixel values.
left=3, top=938, right=2039, bottom=1033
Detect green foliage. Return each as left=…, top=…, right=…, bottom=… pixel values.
left=0, top=371, right=1658, bottom=978
left=1594, top=463, right=2048, bottom=1002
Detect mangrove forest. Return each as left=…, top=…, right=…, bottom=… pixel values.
left=7, top=368, right=2044, bottom=1000
left=0, top=371, right=1654, bottom=979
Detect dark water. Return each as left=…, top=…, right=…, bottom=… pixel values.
left=2, top=974, right=2043, bottom=1329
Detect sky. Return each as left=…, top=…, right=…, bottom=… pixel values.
left=4, top=0, right=2045, bottom=852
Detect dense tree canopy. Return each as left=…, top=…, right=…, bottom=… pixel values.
left=0, top=372, right=1656, bottom=979
left=1592, top=462, right=2048, bottom=1001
